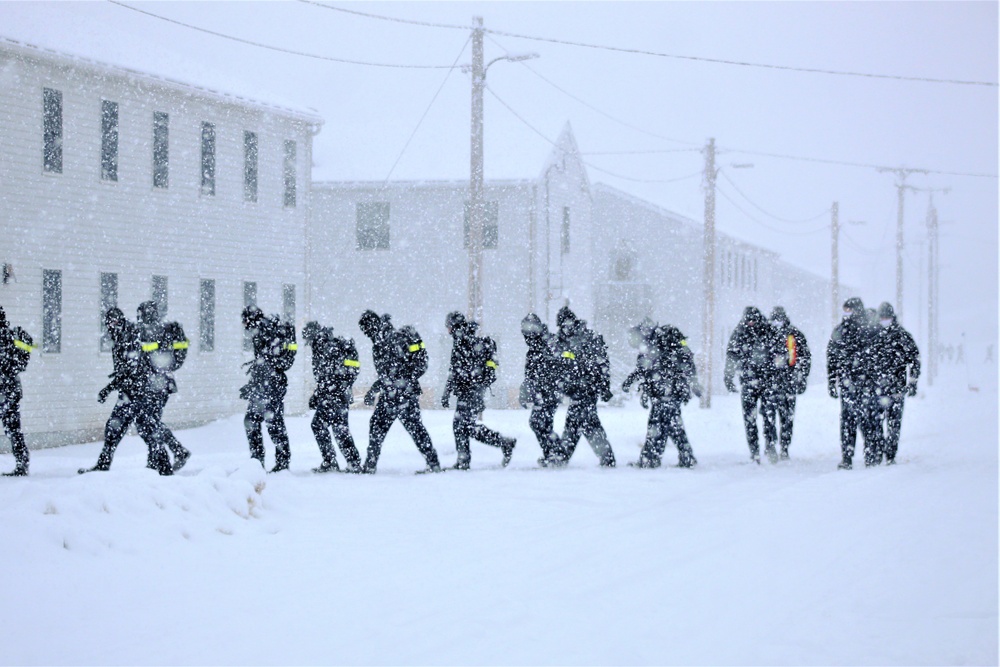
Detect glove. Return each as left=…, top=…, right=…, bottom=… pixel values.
left=441, top=393, right=450, bottom=409
left=97, top=387, right=110, bottom=404
left=724, top=377, right=737, bottom=393
left=602, top=388, right=613, bottom=403
left=621, top=378, right=633, bottom=394
left=828, top=380, right=838, bottom=399
left=906, top=381, right=918, bottom=397
left=691, top=381, right=703, bottom=398
left=308, top=394, right=316, bottom=410
left=640, top=391, right=649, bottom=409
left=364, top=388, right=377, bottom=406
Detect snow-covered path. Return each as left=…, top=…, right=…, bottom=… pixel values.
left=0, top=366, right=995, bottom=665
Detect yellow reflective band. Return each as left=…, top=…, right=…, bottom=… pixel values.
left=680, top=339, right=688, bottom=346
left=142, top=342, right=159, bottom=352
left=486, top=360, right=498, bottom=369
left=344, top=359, right=360, bottom=368
left=409, top=342, right=425, bottom=353
left=172, top=341, right=189, bottom=350
left=562, top=351, right=576, bottom=359
left=14, top=340, right=35, bottom=352
left=284, top=343, right=298, bottom=351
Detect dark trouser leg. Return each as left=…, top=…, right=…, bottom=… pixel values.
left=778, top=394, right=796, bottom=455
left=363, top=399, right=396, bottom=472
left=663, top=401, right=695, bottom=466
left=529, top=403, right=560, bottom=460
left=840, top=394, right=859, bottom=463
left=578, top=400, right=615, bottom=467
left=399, top=396, right=440, bottom=470
left=761, top=390, right=778, bottom=455
left=558, top=402, right=586, bottom=463
left=329, top=403, right=361, bottom=470
left=135, top=391, right=172, bottom=476
left=264, top=398, right=290, bottom=471
left=158, top=393, right=189, bottom=460
left=639, top=401, right=667, bottom=467
left=452, top=400, right=474, bottom=466
left=311, top=409, right=338, bottom=465
left=1, top=398, right=28, bottom=473
left=97, top=397, right=136, bottom=470
left=244, top=400, right=267, bottom=467
left=741, top=385, right=763, bottom=458
left=861, top=391, right=883, bottom=466
left=883, top=395, right=905, bottom=462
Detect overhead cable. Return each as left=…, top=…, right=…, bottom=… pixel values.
left=719, top=170, right=831, bottom=226
left=715, top=185, right=826, bottom=237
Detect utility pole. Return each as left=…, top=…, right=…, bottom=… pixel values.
left=878, top=167, right=925, bottom=321
left=468, top=16, right=485, bottom=325
left=700, top=138, right=716, bottom=408
left=920, top=188, right=948, bottom=385
left=831, top=201, right=839, bottom=328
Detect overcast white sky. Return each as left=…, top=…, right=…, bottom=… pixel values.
left=2, top=1, right=997, bottom=352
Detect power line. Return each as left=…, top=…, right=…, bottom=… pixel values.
left=719, top=170, right=831, bottom=226
left=108, top=1, right=458, bottom=69
left=715, top=185, right=826, bottom=236
left=485, top=85, right=702, bottom=185
left=302, top=1, right=998, bottom=87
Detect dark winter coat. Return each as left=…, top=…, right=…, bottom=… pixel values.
left=106, top=320, right=148, bottom=400
left=770, top=318, right=812, bottom=394
left=521, top=328, right=562, bottom=407
left=556, top=320, right=612, bottom=402
left=639, top=326, right=699, bottom=404
left=725, top=309, right=780, bottom=389
left=444, top=320, right=490, bottom=396
left=368, top=318, right=421, bottom=399
left=310, top=328, right=358, bottom=403
left=874, top=318, right=920, bottom=395
left=243, top=317, right=290, bottom=401
left=827, top=311, right=878, bottom=392
left=0, top=324, right=20, bottom=396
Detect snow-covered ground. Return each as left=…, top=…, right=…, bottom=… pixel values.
left=1, top=363, right=996, bottom=666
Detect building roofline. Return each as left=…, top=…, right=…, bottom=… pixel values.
left=314, top=178, right=535, bottom=190
left=0, top=36, right=324, bottom=127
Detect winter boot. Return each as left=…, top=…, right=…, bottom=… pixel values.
left=779, top=446, right=790, bottom=461
left=171, top=447, right=191, bottom=473
left=312, top=459, right=340, bottom=474
left=838, top=457, right=853, bottom=470
left=500, top=437, right=516, bottom=467
left=765, top=444, right=779, bottom=464
left=2, top=464, right=27, bottom=477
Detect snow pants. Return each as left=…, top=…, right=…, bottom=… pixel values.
left=0, top=382, right=28, bottom=473
left=877, top=393, right=906, bottom=463
left=96, top=391, right=188, bottom=473
left=311, top=394, right=361, bottom=471
left=557, top=398, right=616, bottom=467
left=363, top=393, right=440, bottom=473
left=740, top=381, right=768, bottom=458
left=839, top=387, right=882, bottom=466
left=639, top=399, right=695, bottom=467
left=762, top=388, right=797, bottom=456
left=529, top=400, right=561, bottom=461
left=245, top=387, right=290, bottom=471
left=452, top=389, right=507, bottom=466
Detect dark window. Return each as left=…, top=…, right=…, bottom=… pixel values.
left=561, top=206, right=571, bottom=254
left=356, top=202, right=390, bottom=250
left=100, top=100, right=119, bottom=182
left=243, top=281, right=257, bottom=351
left=463, top=200, right=499, bottom=249
left=100, top=272, right=118, bottom=352
left=244, top=131, right=258, bottom=202
left=43, top=269, right=62, bottom=353
left=282, top=284, right=295, bottom=323
left=201, top=122, right=216, bottom=196
left=43, top=88, right=62, bottom=173
left=153, top=111, right=169, bottom=189
left=283, top=140, right=296, bottom=208
left=152, top=275, right=168, bottom=317
left=199, top=279, right=215, bottom=352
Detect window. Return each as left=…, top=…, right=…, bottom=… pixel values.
left=201, top=122, right=216, bottom=196
left=243, top=281, right=257, bottom=351
left=244, top=131, right=258, bottom=202
left=43, top=88, right=62, bottom=173
left=43, top=269, right=62, bottom=353
left=199, top=279, right=215, bottom=352
left=100, top=272, right=118, bottom=352
left=753, top=257, right=758, bottom=292
left=100, top=100, right=119, bottom=182
left=612, top=250, right=636, bottom=282
left=356, top=202, right=390, bottom=250
left=282, top=284, right=296, bottom=323
left=153, top=111, right=169, bottom=188
left=152, top=275, right=168, bottom=317
left=463, top=200, right=499, bottom=249
left=561, top=206, right=571, bottom=255
left=283, top=140, right=296, bottom=208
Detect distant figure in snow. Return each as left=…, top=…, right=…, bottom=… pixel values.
left=303, top=321, right=363, bottom=474
left=762, top=306, right=811, bottom=461
left=441, top=311, right=515, bottom=469
left=0, top=305, right=34, bottom=476
left=872, top=302, right=920, bottom=465
left=724, top=306, right=781, bottom=464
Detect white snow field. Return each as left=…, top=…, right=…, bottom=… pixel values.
left=0, top=363, right=996, bottom=666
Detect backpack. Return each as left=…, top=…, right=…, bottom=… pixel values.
left=9, top=326, right=34, bottom=375
left=397, top=325, right=428, bottom=380
left=271, top=317, right=297, bottom=372
left=160, top=321, right=189, bottom=371
left=331, top=335, right=360, bottom=386
left=472, top=334, right=499, bottom=388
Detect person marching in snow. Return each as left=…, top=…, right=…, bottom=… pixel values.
left=240, top=305, right=295, bottom=473
left=519, top=313, right=562, bottom=465
left=303, top=321, right=363, bottom=474
left=724, top=306, right=782, bottom=464
left=0, top=306, right=34, bottom=477
left=547, top=306, right=616, bottom=468
left=827, top=297, right=882, bottom=469
left=761, top=306, right=811, bottom=461
left=872, top=302, right=920, bottom=465
left=441, top=311, right=515, bottom=470
left=358, top=310, right=441, bottom=474
left=624, top=323, right=701, bottom=468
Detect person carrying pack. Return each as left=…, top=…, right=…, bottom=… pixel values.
left=762, top=306, right=812, bottom=462
left=358, top=310, right=441, bottom=474
left=0, top=306, right=34, bottom=476
left=547, top=306, right=616, bottom=468
left=241, top=306, right=295, bottom=472
left=624, top=323, right=701, bottom=469
left=519, top=313, right=562, bottom=465
left=303, top=321, right=362, bottom=474
left=441, top=311, right=515, bottom=470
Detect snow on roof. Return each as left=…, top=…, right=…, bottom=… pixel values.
left=0, top=36, right=323, bottom=126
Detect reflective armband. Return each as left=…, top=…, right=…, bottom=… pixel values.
left=172, top=340, right=190, bottom=350
left=14, top=340, right=35, bottom=352
left=408, top=342, right=425, bottom=353
left=284, top=343, right=298, bottom=351
left=562, top=351, right=576, bottom=359
left=680, top=339, right=688, bottom=346
left=486, top=360, right=498, bottom=369
left=141, top=342, right=160, bottom=352
left=344, top=359, right=360, bottom=368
